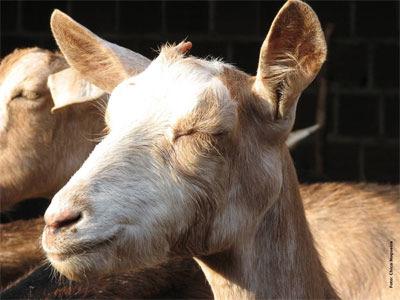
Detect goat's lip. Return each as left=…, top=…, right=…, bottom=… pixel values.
left=46, top=233, right=119, bottom=262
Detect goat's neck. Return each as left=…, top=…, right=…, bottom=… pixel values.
left=197, top=149, right=338, bottom=299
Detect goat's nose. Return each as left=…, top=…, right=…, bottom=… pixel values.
left=45, top=209, right=82, bottom=230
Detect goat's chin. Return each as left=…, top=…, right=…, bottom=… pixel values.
left=47, top=242, right=164, bottom=281
left=46, top=226, right=172, bottom=280
left=48, top=246, right=117, bottom=281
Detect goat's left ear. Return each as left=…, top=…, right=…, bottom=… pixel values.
left=50, top=10, right=150, bottom=93
left=48, top=68, right=106, bottom=113
left=255, top=0, right=326, bottom=120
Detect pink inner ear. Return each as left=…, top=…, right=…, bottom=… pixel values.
left=177, top=41, right=192, bottom=54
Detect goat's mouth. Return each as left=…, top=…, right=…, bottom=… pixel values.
left=46, top=230, right=125, bottom=281
left=46, top=233, right=119, bottom=262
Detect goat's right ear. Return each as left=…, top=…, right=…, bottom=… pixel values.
left=48, top=68, right=106, bottom=113
left=255, top=0, right=326, bottom=122
left=50, top=10, right=151, bottom=93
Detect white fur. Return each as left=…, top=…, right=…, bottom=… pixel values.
left=47, top=67, right=105, bottom=111
left=43, top=56, right=232, bottom=274
left=107, top=56, right=224, bottom=132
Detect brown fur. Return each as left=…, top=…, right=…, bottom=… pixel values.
left=304, top=182, right=400, bottom=299
left=2, top=261, right=210, bottom=299
left=0, top=48, right=61, bottom=82
left=3, top=183, right=398, bottom=298
left=0, top=48, right=105, bottom=210
left=157, top=5, right=334, bottom=297
left=50, top=10, right=150, bottom=93
left=187, top=107, right=337, bottom=298
left=257, top=0, right=326, bottom=119
left=3, top=1, right=399, bottom=298
left=39, top=1, right=339, bottom=298
left=0, top=218, right=44, bottom=289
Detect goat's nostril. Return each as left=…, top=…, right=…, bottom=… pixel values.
left=47, top=210, right=82, bottom=230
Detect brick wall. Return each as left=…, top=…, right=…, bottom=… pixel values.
left=1, top=0, right=399, bottom=183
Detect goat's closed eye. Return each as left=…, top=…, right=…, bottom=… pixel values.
left=173, top=128, right=196, bottom=142
left=172, top=128, right=227, bottom=144
left=23, top=90, right=40, bottom=100
left=12, top=90, right=40, bottom=101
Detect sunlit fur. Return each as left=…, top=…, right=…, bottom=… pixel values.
left=0, top=48, right=214, bottom=297
left=44, top=1, right=398, bottom=299
left=43, top=37, right=338, bottom=298
left=43, top=48, right=240, bottom=279
left=43, top=2, right=338, bottom=298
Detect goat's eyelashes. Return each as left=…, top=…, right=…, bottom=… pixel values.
left=23, top=90, right=40, bottom=100
left=12, top=90, right=40, bottom=101
left=172, top=128, right=226, bottom=143
left=172, top=128, right=196, bottom=142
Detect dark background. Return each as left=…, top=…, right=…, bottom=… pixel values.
left=1, top=0, right=399, bottom=183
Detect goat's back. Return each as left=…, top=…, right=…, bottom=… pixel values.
left=303, top=183, right=400, bottom=299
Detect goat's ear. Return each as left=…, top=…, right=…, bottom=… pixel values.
left=48, top=68, right=106, bottom=113
left=255, top=0, right=326, bottom=120
left=50, top=10, right=151, bottom=93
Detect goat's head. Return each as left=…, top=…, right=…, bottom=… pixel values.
left=0, top=48, right=107, bottom=210
left=43, top=0, right=326, bottom=280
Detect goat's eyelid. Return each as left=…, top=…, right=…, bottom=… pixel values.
left=11, top=90, right=40, bottom=100
left=23, top=90, right=40, bottom=100
left=172, top=128, right=196, bottom=142
left=11, top=91, right=23, bottom=100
